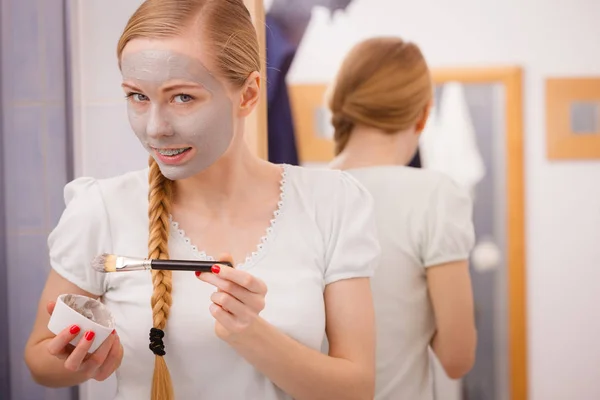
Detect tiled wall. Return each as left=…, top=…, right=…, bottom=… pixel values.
left=70, top=0, right=147, bottom=180
left=1, top=0, right=74, bottom=399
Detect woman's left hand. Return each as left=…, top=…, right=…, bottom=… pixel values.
left=197, top=254, right=268, bottom=342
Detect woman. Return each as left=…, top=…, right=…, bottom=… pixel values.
left=329, top=37, right=477, bottom=400
left=24, top=1, right=380, bottom=399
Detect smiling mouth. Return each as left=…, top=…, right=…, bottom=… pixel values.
left=152, top=147, right=192, bottom=156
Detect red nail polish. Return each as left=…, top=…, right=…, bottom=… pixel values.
left=211, top=265, right=220, bottom=274
left=111, top=329, right=116, bottom=335
left=195, top=271, right=202, bottom=277
left=85, top=331, right=95, bottom=341
left=69, top=325, right=80, bottom=335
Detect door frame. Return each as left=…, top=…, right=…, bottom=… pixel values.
left=432, top=67, right=526, bottom=400
left=244, top=0, right=268, bottom=159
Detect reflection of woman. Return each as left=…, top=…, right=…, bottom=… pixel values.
left=329, top=37, right=477, bottom=400
left=24, top=1, right=380, bottom=400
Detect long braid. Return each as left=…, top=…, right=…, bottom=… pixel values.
left=147, top=156, right=175, bottom=400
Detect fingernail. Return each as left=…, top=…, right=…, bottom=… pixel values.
left=85, top=331, right=95, bottom=341
left=211, top=265, right=220, bottom=274
left=69, top=325, right=80, bottom=335
left=195, top=271, right=202, bottom=277
left=111, top=329, right=116, bottom=335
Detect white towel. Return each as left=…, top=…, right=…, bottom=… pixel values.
left=420, top=82, right=486, bottom=194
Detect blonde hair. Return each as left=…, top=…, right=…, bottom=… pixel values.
left=329, top=37, right=432, bottom=155
left=116, top=1, right=260, bottom=399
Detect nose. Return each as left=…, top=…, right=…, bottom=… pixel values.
left=146, top=105, right=174, bottom=139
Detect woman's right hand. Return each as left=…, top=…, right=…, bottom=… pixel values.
left=45, top=301, right=123, bottom=381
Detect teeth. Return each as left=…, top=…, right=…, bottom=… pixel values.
left=156, top=148, right=189, bottom=156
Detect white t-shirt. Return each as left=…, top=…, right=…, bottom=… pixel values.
left=48, top=165, right=380, bottom=400
left=347, top=166, right=475, bottom=400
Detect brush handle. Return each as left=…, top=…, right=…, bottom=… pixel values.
left=150, top=259, right=233, bottom=272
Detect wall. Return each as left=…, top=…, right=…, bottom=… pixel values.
left=1, top=0, right=75, bottom=399
left=68, top=1, right=600, bottom=400
left=288, top=1, right=600, bottom=400
left=70, top=0, right=148, bottom=179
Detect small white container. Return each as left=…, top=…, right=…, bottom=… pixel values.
left=47, top=294, right=115, bottom=353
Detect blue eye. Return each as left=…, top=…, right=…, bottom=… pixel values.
left=126, top=93, right=149, bottom=102
left=174, top=94, right=193, bottom=103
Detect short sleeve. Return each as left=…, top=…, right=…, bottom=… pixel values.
left=324, top=173, right=381, bottom=285
left=48, top=177, right=113, bottom=296
left=422, top=177, right=475, bottom=267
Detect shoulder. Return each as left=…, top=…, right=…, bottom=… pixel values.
left=285, top=164, right=371, bottom=199
left=68, top=168, right=147, bottom=198
left=285, top=165, right=373, bottom=218
left=94, top=168, right=148, bottom=198
left=62, top=169, right=148, bottom=217
left=284, top=165, right=375, bottom=237
left=348, top=166, right=467, bottom=204
left=350, top=166, right=446, bottom=189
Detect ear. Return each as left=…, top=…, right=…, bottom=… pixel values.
left=237, top=71, right=261, bottom=118
left=415, top=100, right=433, bottom=134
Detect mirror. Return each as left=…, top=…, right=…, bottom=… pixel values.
left=284, top=67, right=525, bottom=400
left=263, top=1, right=526, bottom=398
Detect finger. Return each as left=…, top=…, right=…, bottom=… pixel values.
left=94, top=334, right=122, bottom=381
left=203, top=265, right=267, bottom=295
left=64, top=331, right=96, bottom=372
left=199, top=273, right=257, bottom=306
left=47, top=324, right=81, bottom=357
left=209, top=303, right=237, bottom=331
left=199, top=273, right=243, bottom=296
left=94, top=334, right=123, bottom=381
left=55, top=344, right=76, bottom=360
left=216, top=253, right=235, bottom=269
left=46, top=301, right=56, bottom=316
left=81, top=330, right=116, bottom=377
left=210, top=291, right=247, bottom=316
left=195, top=253, right=234, bottom=281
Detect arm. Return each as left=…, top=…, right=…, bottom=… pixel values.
left=199, top=258, right=375, bottom=400
left=26, top=177, right=121, bottom=387
left=224, top=278, right=375, bottom=400
left=24, top=270, right=122, bottom=387
left=228, top=278, right=375, bottom=400
left=427, top=260, right=476, bottom=379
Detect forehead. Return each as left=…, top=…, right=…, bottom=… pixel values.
left=121, top=38, right=222, bottom=91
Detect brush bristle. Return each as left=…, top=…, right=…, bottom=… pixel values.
left=91, top=253, right=117, bottom=273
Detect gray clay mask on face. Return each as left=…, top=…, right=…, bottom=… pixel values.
left=121, top=50, right=234, bottom=180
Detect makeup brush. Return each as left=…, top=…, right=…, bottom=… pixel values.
left=92, top=253, right=232, bottom=273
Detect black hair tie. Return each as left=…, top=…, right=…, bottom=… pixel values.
left=149, top=328, right=166, bottom=356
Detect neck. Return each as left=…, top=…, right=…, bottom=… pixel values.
left=329, top=125, right=418, bottom=170
left=172, top=137, right=273, bottom=214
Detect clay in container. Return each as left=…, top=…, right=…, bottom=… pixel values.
left=62, top=294, right=115, bottom=328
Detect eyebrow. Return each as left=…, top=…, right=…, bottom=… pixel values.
left=121, top=82, right=209, bottom=94
left=121, top=82, right=142, bottom=92
left=162, top=83, right=208, bottom=92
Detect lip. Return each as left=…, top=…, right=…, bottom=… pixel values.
left=151, top=146, right=194, bottom=165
